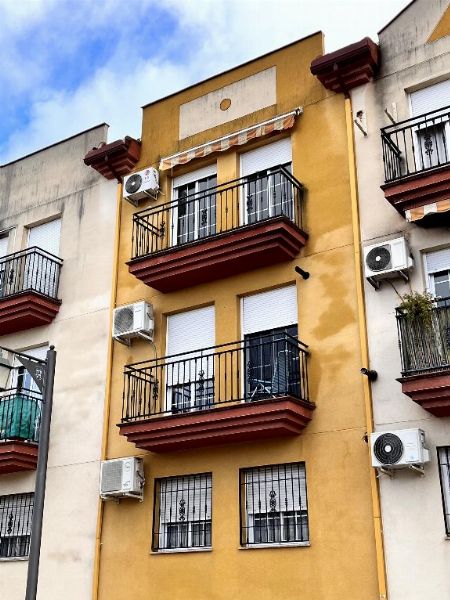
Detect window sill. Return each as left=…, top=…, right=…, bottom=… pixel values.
left=0, top=556, right=29, bottom=562
left=151, top=547, right=212, bottom=555
left=240, top=541, right=310, bottom=550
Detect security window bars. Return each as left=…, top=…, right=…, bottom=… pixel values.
left=173, top=175, right=217, bottom=245
left=153, top=473, right=212, bottom=551
left=0, top=493, right=34, bottom=559
left=240, top=462, right=309, bottom=547
left=438, top=447, right=450, bottom=536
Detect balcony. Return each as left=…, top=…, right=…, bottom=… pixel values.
left=0, top=248, right=62, bottom=335
left=127, top=167, right=307, bottom=292
left=118, top=333, right=314, bottom=452
left=397, top=298, right=450, bottom=416
left=381, top=107, right=450, bottom=225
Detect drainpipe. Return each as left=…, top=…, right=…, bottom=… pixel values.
left=345, top=97, right=388, bottom=600
left=91, top=182, right=122, bottom=600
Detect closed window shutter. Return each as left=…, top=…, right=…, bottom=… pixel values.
left=28, top=219, right=61, bottom=256
left=0, top=236, right=8, bottom=258
left=410, top=79, right=450, bottom=116
left=242, top=286, right=297, bottom=335
left=424, top=248, right=450, bottom=274
left=172, top=164, right=217, bottom=189
left=245, top=464, right=307, bottom=514
left=166, top=306, right=215, bottom=355
left=240, top=138, right=292, bottom=176
left=159, top=474, right=212, bottom=523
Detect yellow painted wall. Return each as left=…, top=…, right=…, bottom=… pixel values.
left=97, top=33, right=379, bottom=600
left=428, top=5, right=450, bottom=42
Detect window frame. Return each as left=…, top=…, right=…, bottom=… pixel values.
left=437, top=446, right=450, bottom=537
left=0, top=492, right=34, bottom=560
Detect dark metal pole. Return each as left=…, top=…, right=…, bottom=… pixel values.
left=25, top=346, right=56, bottom=600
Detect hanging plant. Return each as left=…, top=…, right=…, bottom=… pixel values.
left=398, top=291, right=435, bottom=328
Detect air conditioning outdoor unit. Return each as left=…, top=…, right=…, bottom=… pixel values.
left=370, top=428, right=430, bottom=472
left=113, top=301, right=154, bottom=344
left=123, top=167, right=159, bottom=205
left=363, top=236, right=413, bottom=288
left=100, top=457, right=145, bottom=501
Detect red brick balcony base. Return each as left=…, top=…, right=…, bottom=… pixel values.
left=128, top=217, right=308, bottom=292
left=399, top=369, right=450, bottom=416
left=119, top=397, right=315, bottom=452
left=381, top=164, right=450, bottom=217
left=0, top=292, right=61, bottom=335
left=0, top=442, right=38, bottom=474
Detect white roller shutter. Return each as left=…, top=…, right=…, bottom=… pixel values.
left=240, top=138, right=292, bottom=176
left=28, top=219, right=61, bottom=256
left=242, top=285, right=297, bottom=335
left=424, top=248, right=450, bottom=274
left=0, top=236, right=8, bottom=258
left=166, top=306, right=215, bottom=355
left=245, top=463, right=307, bottom=513
left=410, top=79, right=450, bottom=116
left=172, top=163, right=217, bottom=189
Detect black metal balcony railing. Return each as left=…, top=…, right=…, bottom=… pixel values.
left=0, top=247, right=62, bottom=300
left=131, top=166, right=304, bottom=259
left=396, top=298, right=450, bottom=376
left=122, top=333, right=309, bottom=421
left=381, top=106, right=450, bottom=183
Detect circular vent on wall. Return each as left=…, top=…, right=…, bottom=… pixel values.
left=125, top=174, right=143, bottom=195
left=366, top=246, right=391, bottom=272
left=114, top=307, right=134, bottom=335
left=373, top=433, right=404, bottom=465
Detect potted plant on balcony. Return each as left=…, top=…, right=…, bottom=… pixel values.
left=398, top=291, right=435, bottom=327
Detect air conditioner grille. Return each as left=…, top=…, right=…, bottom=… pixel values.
left=366, top=246, right=392, bottom=272
left=101, top=461, right=123, bottom=493
left=125, top=174, right=142, bottom=194
left=114, top=307, right=134, bottom=335
left=374, top=433, right=404, bottom=465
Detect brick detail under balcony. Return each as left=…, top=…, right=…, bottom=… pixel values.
left=399, top=370, right=450, bottom=417
left=128, top=216, right=307, bottom=293
left=84, top=136, right=141, bottom=181
left=119, top=397, right=314, bottom=452
left=0, top=292, right=61, bottom=335
left=0, top=442, right=38, bottom=474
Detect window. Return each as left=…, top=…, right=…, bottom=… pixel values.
left=438, top=447, right=450, bottom=536
left=424, top=248, right=450, bottom=305
left=153, top=473, right=212, bottom=551
left=240, top=462, right=309, bottom=547
left=0, top=493, right=34, bottom=559
left=0, top=234, right=9, bottom=298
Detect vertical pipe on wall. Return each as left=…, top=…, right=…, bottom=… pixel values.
left=91, top=182, right=122, bottom=600
left=345, top=97, right=388, bottom=600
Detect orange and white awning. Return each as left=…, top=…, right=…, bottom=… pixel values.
left=159, top=108, right=302, bottom=171
left=405, top=199, right=450, bottom=222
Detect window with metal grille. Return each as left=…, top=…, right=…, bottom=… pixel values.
left=438, top=447, right=450, bottom=536
left=152, top=473, right=212, bottom=551
left=0, top=493, right=34, bottom=559
left=240, top=462, right=309, bottom=546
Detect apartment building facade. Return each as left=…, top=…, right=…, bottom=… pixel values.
left=88, top=33, right=386, bottom=600
left=0, top=126, right=119, bottom=600
left=348, top=1, right=450, bottom=598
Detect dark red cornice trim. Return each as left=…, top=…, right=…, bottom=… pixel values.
left=398, top=369, right=450, bottom=417
left=83, top=136, right=141, bottom=182
left=0, top=442, right=38, bottom=474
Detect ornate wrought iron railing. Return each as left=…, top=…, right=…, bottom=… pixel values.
left=0, top=492, right=34, bottom=558
left=396, top=297, right=450, bottom=376
left=122, top=333, right=310, bottom=421
left=381, top=106, right=450, bottom=183
left=0, top=247, right=62, bottom=300
left=131, top=166, right=304, bottom=259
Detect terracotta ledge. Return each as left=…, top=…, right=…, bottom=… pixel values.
left=0, top=292, right=61, bottom=335
left=84, top=136, right=141, bottom=181
left=398, top=369, right=450, bottom=417
left=0, top=442, right=38, bottom=474
left=118, top=397, right=315, bottom=452
left=128, top=216, right=308, bottom=293
left=310, top=37, right=379, bottom=95
left=381, top=163, right=450, bottom=218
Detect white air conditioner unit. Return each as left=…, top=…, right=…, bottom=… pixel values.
left=100, top=457, right=145, bottom=500
left=370, top=428, right=430, bottom=471
left=113, top=301, right=154, bottom=344
left=363, top=236, right=413, bottom=288
left=123, top=167, right=159, bottom=205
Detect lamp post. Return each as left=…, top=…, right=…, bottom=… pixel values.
left=0, top=344, right=56, bottom=600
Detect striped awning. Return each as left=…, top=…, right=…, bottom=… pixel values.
left=159, top=108, right=302, bottom=171
left=405, top=199, right=450, bottom=222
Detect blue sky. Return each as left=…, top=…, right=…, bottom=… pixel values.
left=0, top=0, right=410, bottom=164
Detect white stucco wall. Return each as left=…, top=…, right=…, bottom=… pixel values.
left=0, top=125, right=116, bottom=600
left=351, top=1, right=450, bottom=599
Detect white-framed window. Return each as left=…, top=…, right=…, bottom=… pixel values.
left=153, top=473, right=212, bottom=551
left=0, top=234, right=9, bottom=298
left=0, top=493, right=34, bottom=559
left=240, top=462, right=309, bottom=547
left=424, top=248, right=450, bottom=299
left=438, top=447, right=450, bottom=536
left=171, top=165, right=217, bottom=246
